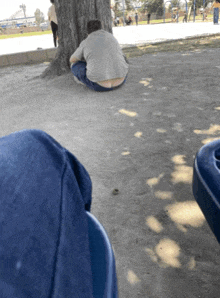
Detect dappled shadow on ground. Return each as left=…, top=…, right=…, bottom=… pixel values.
left=145, top=153, right=205, bottom=270
left=112, top=51, right=220, bottom=297
left=1, top=48, right=220, bottom=298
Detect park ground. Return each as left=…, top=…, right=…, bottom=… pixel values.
left=123, top=33, right=220, bottom=57
left=1, top=36, right=220, bottom=297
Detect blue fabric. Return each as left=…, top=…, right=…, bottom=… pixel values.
left=0, top=129, right=94, bottom=298
left=71, top=61, right=126, bottom=92
left=214, top=7, right=219, bottom=24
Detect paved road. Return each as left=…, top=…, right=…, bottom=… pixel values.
left=1, top=22, right=220, bottom=56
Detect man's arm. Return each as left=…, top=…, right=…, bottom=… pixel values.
left=69, top=54, right=80, bottom=68
left=69, top=44, right=85, bottom=67
left=69, top=54, right=79, bottom=65
left=69, top=40, right=85, bottom=67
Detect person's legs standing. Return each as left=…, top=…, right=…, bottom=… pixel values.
left=214, top=7, right=219, bottom=24
left=50, top=21, right=58, bottom=47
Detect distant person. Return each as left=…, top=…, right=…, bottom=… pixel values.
left=111, top=8, right=115, bottom=26
left=70, top=20, right=129, bottom=92
left=210, top=0, right=220, bottom=24
left=199, top=7, right=204, bottom=16
left=125, top=16, right=132, bottom=25
left=175, top=11, right=179, bottom=22
left=116, top=16, right=120, bottom=25
left=135, top=13, right=138, bottom=25
left=48, top=0, right=58, bottom=47
left=183, top=11, right=187, bottom=22
left=147, top=13, right=151, bottom=24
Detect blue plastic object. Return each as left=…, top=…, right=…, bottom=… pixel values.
left=193, top=139, right=220, bottom=243
left=86, top=211, right=118, bottom=298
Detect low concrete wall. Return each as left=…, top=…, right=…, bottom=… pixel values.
left=0, top=48, right=57, bottom=67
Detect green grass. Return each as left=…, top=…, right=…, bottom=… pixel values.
left=0, top=30, right=52, bottom=40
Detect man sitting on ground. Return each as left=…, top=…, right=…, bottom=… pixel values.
left=70, top=20, right=129, bottom=92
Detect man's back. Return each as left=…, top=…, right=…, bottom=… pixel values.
left=79, top=29, right=128, bottom=83
left=70, top=20, right=129, bottom=91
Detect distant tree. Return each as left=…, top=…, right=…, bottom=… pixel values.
left=171, top=0, right=180, bottom=8
left=139, top=0, right=149, bottom=13
left=113, top=0, right=122, bottom=16
left=167, top=0, right=180, bottom=13
left=125, top=0, right=133, bottom=11
left=113, top=1, right=142, bottom=17
left=34, top=9, right=45, bottom=26
left=140, top=0, right=163, bottom=16
left=188, top=0, right=209, bottom=11
left=130, top=0, right=142, bottom=10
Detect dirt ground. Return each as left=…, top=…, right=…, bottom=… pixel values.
left=123, top=34, right=220, bottom=58
left=1, top=42, right=220, bottom=298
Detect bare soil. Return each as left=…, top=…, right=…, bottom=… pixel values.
left=1, top=38, right=220, bottom=298
left=123, top=34, right=220, bottom=58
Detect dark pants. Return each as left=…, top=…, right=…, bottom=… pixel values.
left=50, top=21, right=58, bottom=47
left=0, top=129, right=93, bottom=297
left=71, top=61, right=126, bottom=92
left=214, top=7, right=219, bottom=24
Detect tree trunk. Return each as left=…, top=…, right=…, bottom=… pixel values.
left=42, top=0, right=112, bottom=78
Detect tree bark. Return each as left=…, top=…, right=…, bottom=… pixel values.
left=42, top=0, right=112, bottom=78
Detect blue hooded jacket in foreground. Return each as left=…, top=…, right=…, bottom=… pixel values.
left=0, top=129, right=93, bottom=297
